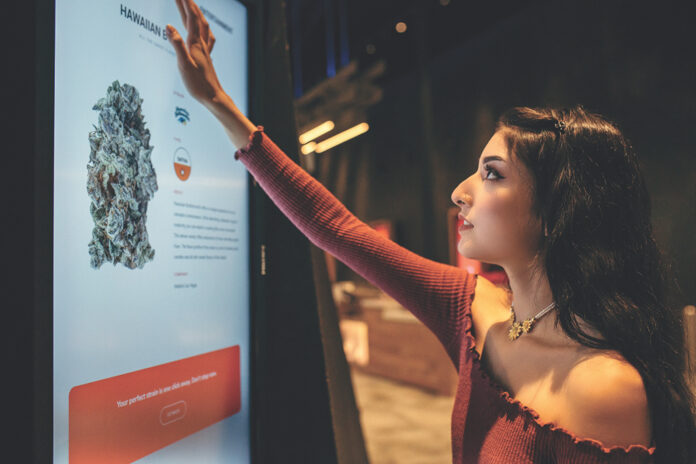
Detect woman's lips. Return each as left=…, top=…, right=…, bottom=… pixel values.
left=458, top=214, right=474, bottom=232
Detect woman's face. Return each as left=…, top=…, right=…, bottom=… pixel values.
left=451, top=131, right=542, bottom=267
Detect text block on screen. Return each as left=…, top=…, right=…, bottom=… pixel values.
left=69, top=346, right=241, bottom=463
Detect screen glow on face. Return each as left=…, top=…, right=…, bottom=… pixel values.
left=53, top=2, right=250, bottom=462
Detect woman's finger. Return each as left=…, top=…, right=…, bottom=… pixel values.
left=167, top=24, right=195, bottom=70
left=191, top=1, right=211, bottom=49
left=175, top=0, right=187, bottom=28
left=183, top=0, right=202, bottom=47
left=180, top=0, right=192, bottom=19
left=208, top=32, right=216, bottom=53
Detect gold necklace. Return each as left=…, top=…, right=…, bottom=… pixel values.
left=508, top=301, right=556, bottom=341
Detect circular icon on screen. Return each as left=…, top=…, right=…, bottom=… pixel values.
left=173, top=147, right=191, bottom=181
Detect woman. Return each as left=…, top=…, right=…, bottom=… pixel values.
left=167, top=1, right=695, bottom=462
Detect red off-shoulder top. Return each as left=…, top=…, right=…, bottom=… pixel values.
left=235, top=127, right=656, bottom=463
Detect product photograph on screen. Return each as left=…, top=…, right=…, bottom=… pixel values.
left=87, top=81, right=158, bottom=270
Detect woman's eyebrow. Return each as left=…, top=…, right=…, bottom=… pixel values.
left=480, top=155, right=505, bottom=164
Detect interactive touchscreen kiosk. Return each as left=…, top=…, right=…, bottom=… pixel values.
left=53, top=1, right=251, bottom=462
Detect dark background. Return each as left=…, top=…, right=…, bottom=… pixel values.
left=288, top=0, right=696, bottom=307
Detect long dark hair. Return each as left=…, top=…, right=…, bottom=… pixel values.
left=496, top=105, right=695, bottom=463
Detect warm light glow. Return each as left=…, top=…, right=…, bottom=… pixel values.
left=395, top=22, right=407, bottom=33
left=299, top=121, right=335, bottom=144
left=301, top=141, right=317, bottom=155
left=315, top=123, right=369, bottom=153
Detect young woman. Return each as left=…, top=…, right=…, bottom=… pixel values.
left=167, top=1, right=695, bottom=461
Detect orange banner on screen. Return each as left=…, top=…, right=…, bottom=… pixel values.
left=69, top=346, right=241, bottom=464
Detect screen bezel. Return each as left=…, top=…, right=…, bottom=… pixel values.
left=33, top=0, right=264, bottom=461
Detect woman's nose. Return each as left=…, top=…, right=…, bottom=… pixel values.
left=451, top=180, right=473, bottom=208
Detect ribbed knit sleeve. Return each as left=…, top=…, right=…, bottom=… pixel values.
left=235, top=127, right=476, bottom=365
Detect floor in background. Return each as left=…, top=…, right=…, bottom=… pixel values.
left=350, top=367, right=456, bottom=464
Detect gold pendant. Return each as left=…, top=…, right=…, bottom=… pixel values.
left=507, top=319, right=535, bottom=341
left=507, top=301, right=555, bottom=341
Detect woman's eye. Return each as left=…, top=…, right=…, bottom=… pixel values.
left=483, top=165, right=502, bottom=181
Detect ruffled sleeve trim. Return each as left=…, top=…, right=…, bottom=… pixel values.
left=234, top=125, right=265, bottom=160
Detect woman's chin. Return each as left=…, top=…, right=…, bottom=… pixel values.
left=457, top=243, right=492, bottom=264
left=457, top=244, right=478, bottom=261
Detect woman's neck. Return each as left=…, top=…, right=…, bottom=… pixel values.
left=503, top=261, right=562, bottom=340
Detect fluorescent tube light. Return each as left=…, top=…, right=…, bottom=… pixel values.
left=299, top=121, right=335, bottom=144
left=314, top=123, right=369, bottom=153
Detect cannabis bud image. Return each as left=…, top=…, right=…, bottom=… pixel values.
left=87, top=81, right=158, bottom=269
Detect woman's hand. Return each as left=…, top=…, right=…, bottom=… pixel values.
left=167, top=0, right=256, bottom=148
left=167, top=0, right=223, bottom=106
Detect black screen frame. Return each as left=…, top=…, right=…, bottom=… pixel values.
left=32, top=0, right=265, bottom=461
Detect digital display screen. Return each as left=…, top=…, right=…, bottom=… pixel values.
left=53, top=1, right=251, bottom=462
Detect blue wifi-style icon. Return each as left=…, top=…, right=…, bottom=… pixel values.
left=175, top=107, right=190, bottom=125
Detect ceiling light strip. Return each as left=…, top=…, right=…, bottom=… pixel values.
left=299, top=121, right=335, bottom=144
left=314, top=123, right=369, bottom=154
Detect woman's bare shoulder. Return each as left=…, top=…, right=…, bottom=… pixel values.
left=562, top=350, right=651, bottom=448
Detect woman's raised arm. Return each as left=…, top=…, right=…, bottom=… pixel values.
left=236, top=128, right=477, bottom=364
left=167, top=0, right=256, bottom=149
left=167, top=0, right=476, bottom=365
